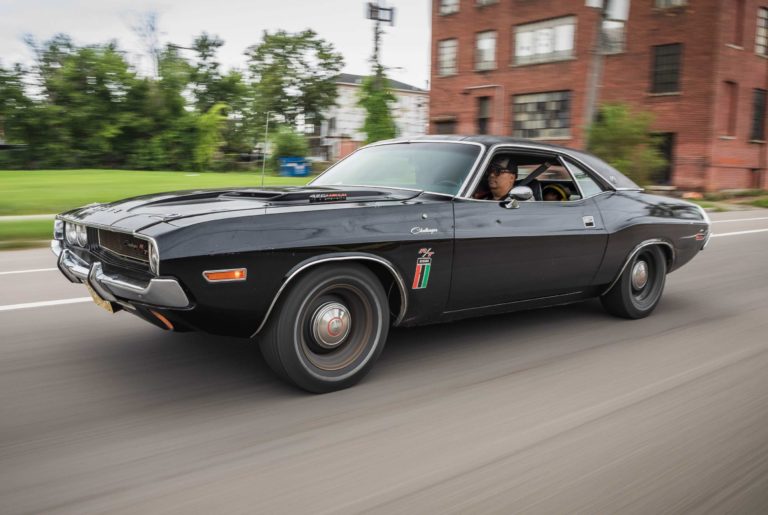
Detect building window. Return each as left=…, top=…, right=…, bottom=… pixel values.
left=751, top=89, right=766, bottom=140
left=514, top=16, right=575, bottom=65
left=477, top=97, right=492, bottom=134
left=655, top=0, right=686, bottom=7
left=434, top=120, right=456, bottom=134
left=757, top=8, right=768, bottom=56
left=437, top=39, right=458, bottom=76
left=724, top=81, right=738, bottom=136
left=512, top=91, right=571, bottom=139
left=475, top=31, right=497, bottom=71
left=439, top=0, right=459, bottom=15
left=476, top=0, right=498, bottom=5
left=602, top=20, right=626, bottom=55
left=651, top=43, right=682, bottom=93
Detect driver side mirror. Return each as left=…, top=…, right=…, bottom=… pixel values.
left=501, top=186, right=534, bottom=209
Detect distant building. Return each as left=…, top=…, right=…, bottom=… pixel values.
left=430, top=0, right=768, bottom=191
left=311, top=73, right=429, bottom=161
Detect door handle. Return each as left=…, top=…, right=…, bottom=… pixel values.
left=582, top=216, right=596, bottom=228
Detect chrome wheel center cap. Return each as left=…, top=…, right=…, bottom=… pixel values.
left=632, top=260, right=649, bottom=290
left=311, top=302, right=351, bottom=349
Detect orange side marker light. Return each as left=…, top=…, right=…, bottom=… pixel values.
left=203, top=268, right=248, bottom=282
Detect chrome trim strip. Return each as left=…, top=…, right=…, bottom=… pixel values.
left=308, top=139, right=487, bottom=199
left=250, top=254, right=409, bottom=337
left=55, top=244, right=189, bottom=308
left=601, top=239, right=676, bottom=296
left=56, top=216, right=160, bottom=276
left=202, top=268, right=248, bottom=283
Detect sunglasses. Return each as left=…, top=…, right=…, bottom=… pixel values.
left=487, top=168, right=515, bottom=177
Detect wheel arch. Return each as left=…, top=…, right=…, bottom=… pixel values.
left=601, top=239, right=675, bottom=297
left=251, top=253, right=408, bottom=337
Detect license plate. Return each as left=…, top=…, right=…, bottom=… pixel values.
left=85, top=282, right=115, bottom=313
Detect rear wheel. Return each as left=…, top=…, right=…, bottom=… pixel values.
left=259, top=264, right=389, bottom=393
left=601, top=245, right=667, bottom=319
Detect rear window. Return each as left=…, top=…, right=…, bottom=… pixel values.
left=567, top=150, right=641, bottom=190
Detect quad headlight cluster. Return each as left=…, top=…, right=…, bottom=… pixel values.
left=58, top=221, right=89, bottom=247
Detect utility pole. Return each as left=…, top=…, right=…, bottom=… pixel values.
left=582, top=0, right=613, bottom=149
left=366, top=1, right=395, bottom=85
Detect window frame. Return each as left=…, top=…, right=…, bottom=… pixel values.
left=437, top=38, right=459, bottom=77
left=750, top=88, right=767, bottom=141
left=513, top=16, right=577, bottom=66
left=650, top=43, right=683, bottom=94
left=475, top=30, right=498, bottom=71
left=757, top=7, right=768, bottom=56
left=512, top=90, right=572, bottom=140
left=439, top=0, right=460, bottom=15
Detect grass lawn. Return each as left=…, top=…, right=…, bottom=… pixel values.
left=0, top=219, right=54, bottom=249
left=745, top=197, right=768, bottom=208
left=0, top=169, right=314, bottom=216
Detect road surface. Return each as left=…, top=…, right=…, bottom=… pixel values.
left=1, top=211, right=768, bottom=514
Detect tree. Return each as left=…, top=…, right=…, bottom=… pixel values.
left=246, top=29, right=343, bottom=128
left=358, top=70, right=397, bottom=144
left=189, top=33, right=250, bottom=153
left=587, top=103, right=667, bottom=185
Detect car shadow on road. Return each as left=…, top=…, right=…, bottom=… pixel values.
left=84, top=298, right=621, bottom=405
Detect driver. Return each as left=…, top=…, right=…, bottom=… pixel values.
left=474, top=157, right=518, bottom=200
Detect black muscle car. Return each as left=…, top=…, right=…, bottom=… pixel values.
left=53, top=136, right=710, bottom=392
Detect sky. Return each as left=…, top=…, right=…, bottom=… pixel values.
left=0, top=0, right=432, bottom=90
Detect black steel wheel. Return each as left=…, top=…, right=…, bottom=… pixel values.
left=601, top=245, right=667, bottom=319
left=259, top=263, right=389, bottom=393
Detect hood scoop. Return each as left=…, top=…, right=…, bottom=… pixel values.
left=221, top=186, right=421, bottom=204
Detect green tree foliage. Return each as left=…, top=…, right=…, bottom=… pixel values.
left=269, top=125, right=309, bottom=169
left=0, top=29, right=341, bottom=171
left=190, top=33, right=250, bottom=154
left=246, top=29, right=343, bottom=128
left=358, top=68, right=397, bottom=144
left=587, top=103, right=667, bottom=185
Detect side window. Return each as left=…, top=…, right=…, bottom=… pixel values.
left=565, top=158, right=604, bottom=198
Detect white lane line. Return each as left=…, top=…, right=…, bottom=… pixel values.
left=711, top=228, right=768, bottom=238
left=0, top=297, right=92, bottom=312
left=0, top=268, right=58, bottom=276
left=712, top=216, right=768, bottom=224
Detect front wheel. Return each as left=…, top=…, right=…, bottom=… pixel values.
left=259, top=264, right=390, bottom=393
left=601, top=245, right=667, bottom=319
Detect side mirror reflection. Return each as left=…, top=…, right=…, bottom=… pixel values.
left=501, top=186, right=534, bottom=209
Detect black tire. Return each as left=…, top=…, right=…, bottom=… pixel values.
left=259, top=263, right=390, bottom=393
left=601, top=245, right=667, bottom=319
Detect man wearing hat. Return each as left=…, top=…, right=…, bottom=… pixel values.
left=473, top=156, right=518, bottom=200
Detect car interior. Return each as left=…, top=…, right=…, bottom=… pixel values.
left=472, top=153, right=584, bottom=201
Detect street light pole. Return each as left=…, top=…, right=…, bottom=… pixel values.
left=261, top=111, right=272, bottom=188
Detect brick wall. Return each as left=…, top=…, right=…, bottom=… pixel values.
left=430, top=0, right=768, bottom=191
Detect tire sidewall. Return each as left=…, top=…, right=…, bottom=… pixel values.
left=271, top=264, right=389, bottom=392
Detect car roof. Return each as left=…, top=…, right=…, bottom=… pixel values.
left=376, top=135, right=641, bottom=190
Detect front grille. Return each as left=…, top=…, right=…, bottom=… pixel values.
left=97, top=229, right=150, bottom=263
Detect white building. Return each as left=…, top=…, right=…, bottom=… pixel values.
left=313, top=73, right=429, bottom=161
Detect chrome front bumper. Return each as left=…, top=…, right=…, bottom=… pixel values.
left=52, top=240, right=190, bottom=308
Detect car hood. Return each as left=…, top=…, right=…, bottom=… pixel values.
left=58, top=186, right=425, bottom=232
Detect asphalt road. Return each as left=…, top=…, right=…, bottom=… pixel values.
left=1, top=211, right=768, bottom=514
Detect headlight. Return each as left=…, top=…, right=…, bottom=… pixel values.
left=53, top=220, right=64, bottom=240
left=76, top=224, right=88, bottom=246
left=148, top=241, right=160, bottom=275
left=65, top=222, right=78, bottom=245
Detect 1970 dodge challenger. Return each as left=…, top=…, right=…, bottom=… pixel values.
left=53, top=136, right=710, bottom=392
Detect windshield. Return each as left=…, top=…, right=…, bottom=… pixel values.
left=311, top=142, right=482, bottom=195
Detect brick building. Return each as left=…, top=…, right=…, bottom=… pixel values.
left=430, top=0, right=768, bottom=191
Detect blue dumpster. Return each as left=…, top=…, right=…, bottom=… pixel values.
left=278, top=157, right=311, bottom=177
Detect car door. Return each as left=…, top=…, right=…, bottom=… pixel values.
left=446, top=157, right=608, bottom=313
